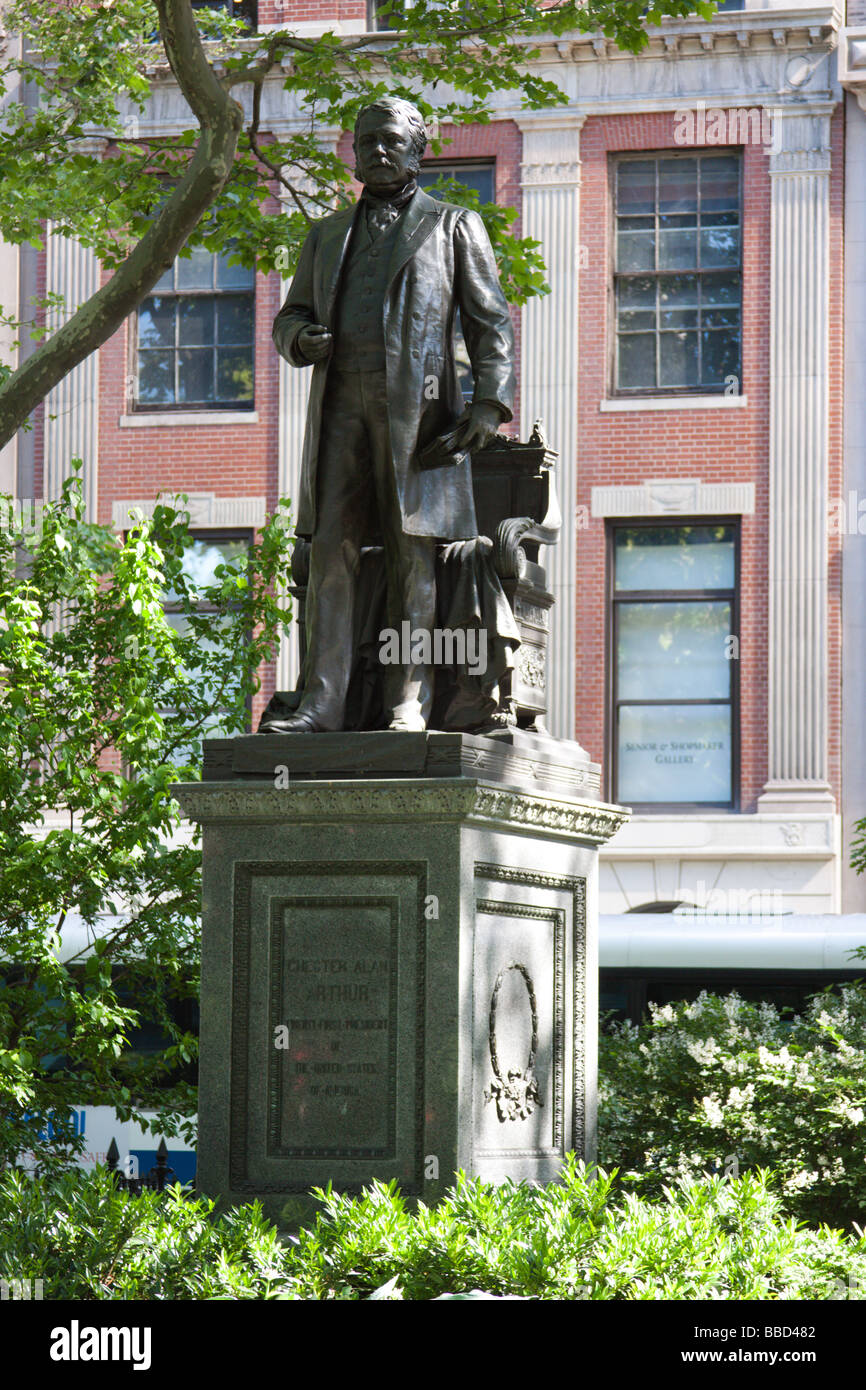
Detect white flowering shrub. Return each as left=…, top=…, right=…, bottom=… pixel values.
left=599, top=985, right=866, bottom=1230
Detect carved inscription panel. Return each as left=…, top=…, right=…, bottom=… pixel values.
left=230, top=861, right=426, bottom=1192
left=269, top=899, right=396, bottom=1157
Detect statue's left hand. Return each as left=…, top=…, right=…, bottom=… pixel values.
left=447, top=402, right=503, bottom=454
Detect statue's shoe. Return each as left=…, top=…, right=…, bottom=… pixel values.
left=257, top=711, right=326, bottom=734
left=388, top=717, right=427, bottom=732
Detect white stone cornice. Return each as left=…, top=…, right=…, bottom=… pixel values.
left=74, top=10, right=843, bottom=143
left=111, top=494, right=267, bottom=531
left=591, top=480, right=755, bottom=519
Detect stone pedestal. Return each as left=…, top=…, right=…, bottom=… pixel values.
left=175, top=733, right=627, bottom=1226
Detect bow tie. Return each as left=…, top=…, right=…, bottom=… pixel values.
left=367, top=202, right=400, bottom=238
left=363, top=180, right=417, bottom=239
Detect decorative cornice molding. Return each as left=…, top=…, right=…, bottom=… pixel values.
left=520, top=160, right=582, bottom=188
left=112, top=493, right=267, bottom=531
left=73, top=13, right=842, bottom=145
left=591, top=479, right=755, bottom=518
left=174, top=779, right=629, bottom=846
left=769, top=146, right=832, bottom=175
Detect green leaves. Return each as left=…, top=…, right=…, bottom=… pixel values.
left=0, top=473, right=294, bottom=1170
left=598, top=987, right=866, bottom=1231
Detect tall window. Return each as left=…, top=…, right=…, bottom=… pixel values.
left=418, top=161, right=496, bottom=399
left=135, top=248, right=255, bottom=411
left=612, top=152, right=742, bottom=394
left=610, top=522, right=738, bottom=808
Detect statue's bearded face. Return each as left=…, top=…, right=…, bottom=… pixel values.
left=354, top=111, right=419, bottom=192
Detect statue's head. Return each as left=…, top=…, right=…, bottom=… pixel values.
left=353, top=97, right=428, bottom=192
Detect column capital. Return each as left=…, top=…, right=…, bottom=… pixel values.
left=517, top=114, right=584, bottom=189
left=768, top=103, right=834, bottom=175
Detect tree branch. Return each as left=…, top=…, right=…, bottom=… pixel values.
left=0, top=0, right=244, bottom=450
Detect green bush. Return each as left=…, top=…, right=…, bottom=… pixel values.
left=0, top=1167, right=291, bottom=1300
left=2, top=1159, right=865, bottom=1300
left=599, top=986, right=866, bottom=1230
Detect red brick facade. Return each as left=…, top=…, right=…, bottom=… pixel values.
left=575, top=109, right=844, bottom=810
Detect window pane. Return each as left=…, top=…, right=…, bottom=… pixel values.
left=702, top=272, right=740, bottom=306
left=183, top=537, right=248, bottom=589
left=659, top=329, right=699, bottom=387
left=701, top=328, right=740, bottom=386
left=216, top=253, right=255, bottom=290
left=139, top=297, right=174, bottom=347
left=617, top=160, right=655, bottom=215
left=178, top=348, right=214, bottom=402
left=179, top=297, right=215, bottom=347
left=618, top=333, right=655, bottom=390
left=660, top=309, right=697, bottom=330
left=617, top=229, right=655, bottom=272
left=659, top=274, right=698, bottom=309
left=617, top=600, right=732, bottom=700
left=176, top=246, right=214, bottom=290
left=701, top=155, right=740, bottom=213
left=218, top=297, right=254, bottom=344
left=152, top=266, right=174, bottom=294
left=163, top=612, right=242, bottom=705
left=700, top=225, right=740, bottom=268
left=658, top=228, right=696, bottom=270
left=138, top=350, right=175, bottom=404
left=618, top=703, right=732, bottom=803
left=618, top=276, right=656, bottom=310
left=164, top=537, right=249, bottom=601
left=658, top=158, right=697, bottom=214
left=619, top=309, right=656, bottom=331
left=615, top=525, right=736, bottom=591
left=216, top=348, right=254, bottom=402
left=418, top=165, right=495, bottom=204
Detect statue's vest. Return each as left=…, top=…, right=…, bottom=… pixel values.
left=331, top=207, right=407, bottom=372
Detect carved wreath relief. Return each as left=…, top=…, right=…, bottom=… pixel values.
left=484, top=961, right=543, bottom=1123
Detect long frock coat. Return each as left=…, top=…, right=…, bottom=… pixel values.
left=273, top=187, right=516, bottom=540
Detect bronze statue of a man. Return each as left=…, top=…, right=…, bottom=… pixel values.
left=267, top=96, right=515, bottom=732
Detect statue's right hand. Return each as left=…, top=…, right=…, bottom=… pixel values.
left=298, top=324, right=333, bottom=362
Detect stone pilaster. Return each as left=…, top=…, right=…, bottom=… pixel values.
left=43, top=139, right=107, bottom=522
left=517, top=116, right=584, bottom=742
left=43, top=224, right=103, bottom=522
left=274, top=138, right=339, bottom=692
left=759, top=104, right=836, bottom=813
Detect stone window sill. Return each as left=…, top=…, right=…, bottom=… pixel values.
left=599, top=395, right=748, bottom=413
left=118, top=411, right=259, bottom=427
